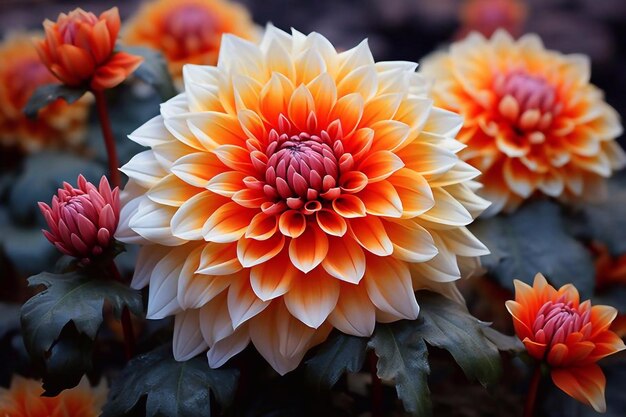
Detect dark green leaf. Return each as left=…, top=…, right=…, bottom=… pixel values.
left=479, top=326, right=525, bottom=354
left=305, top=331, right=368, bottom=390
left=368, top=321, right=431, bottom=416
left=470, top=200, right=595, bottom=297
left=20, top=269, right=143, bottom=360
left=24, top=83, right=87, bottom=119
left=569, top=171, right=626, bottom=256
left=118, top=45, right=177, bottom=101
left=415, top=292, right=502, bottom=387
left=102, top=345, right=239, bottom=417
left=41, top=323, right=95, bottom=396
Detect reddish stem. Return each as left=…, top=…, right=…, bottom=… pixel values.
left=109, top=262, right=135, bottom=360
left=369, top=351, right=383, bottom=417
left=523, top=365, right=542, bottom=417
left=93, top=89, right=121, bottom=188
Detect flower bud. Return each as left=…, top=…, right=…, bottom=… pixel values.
left=39, top=175, right=120, bottom=263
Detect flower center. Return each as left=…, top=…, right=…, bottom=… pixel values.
left=493, top=70, right=561, bottom=142
left=163, top=5, right=216, bottom=53
left=532, top=298, right=591, bottom=348
left=59, top=11, right=98, bottom=44
left=246, top=114, right=354, bottom=215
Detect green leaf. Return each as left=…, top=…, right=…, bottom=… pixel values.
left=118, top=45, right=177, bottom=101
left=102, top=345, right=239, bottom=417
left=305, top=331, right=368, bottom=390
left=479, top=326, right=525, bottom=354
left=415, top=292, right=502, bottom=387
left=569, top=171, right=626, bottom=256
left=24, top=83, right=87, bottom=119
left=470, top=200, right=595, bottom=297
left=368, top=321, right=431, bottom=417
left=20, top=269, right=143, bottom=360
left=41, top=323, right=95, bottom=396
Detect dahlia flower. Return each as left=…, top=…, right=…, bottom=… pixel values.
left=117, top=26, right=490, bottom=374
left=0, top=376, right=106, bottom=417
left=0, top=33, right=89, bottom=152
left=36, top=7, right=143, bottom=91
left=123, top=0, right=257, bottom=85
left=420, top=30, right=626, bottom=215
left=506, top=273, right=625, bottom=412
left=39, top=175, right=120, bottom=263
left=456, top=0, right=527, bottom=39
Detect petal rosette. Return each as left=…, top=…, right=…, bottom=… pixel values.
left=506, top=273, right=626, bottom=412
left=117, top=26, right=490, bottom=374
left=420, top=30, right=626, bottom=215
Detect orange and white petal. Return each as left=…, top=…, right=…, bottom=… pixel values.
left=250, top=251, right=299, bottom=301
left=284, top=268, right=340, bottom=328
left=322, top=236, right=366, bottom=284
left=551, top=365, right=607, bottom=413
left=363, top=255, right=420, bottom=320
left=173, top=309, right=208, bottom=361
left=328, top=282, right=376, bottom=337
left=288, top=224, right=329, bottom=273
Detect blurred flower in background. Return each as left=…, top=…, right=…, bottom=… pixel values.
left=123, top=0, right=257, bottom=85
left=420, top=30, right=625, bottom=215
left=506, top=273, right=625, bottom=412
left=0, top=376, right=107, bottom=417
left=456, top=0, right=527, bottom=39
left=0, top=33, right=89, bottom=153
left=116, top=25, right=490, bottom=375
left=36, top=7, right=143, bottom=90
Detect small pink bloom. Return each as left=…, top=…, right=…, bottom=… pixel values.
left=39, top=175, right=120, bottom=263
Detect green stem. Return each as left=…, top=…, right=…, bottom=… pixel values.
left=93, top=89, right=121, bottom=188
left=523, top=365, right=542, bottom=417
left=110, top=262, right=135, bottom=360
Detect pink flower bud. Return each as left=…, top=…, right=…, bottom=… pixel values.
left=39, top=175, right=120, bottom=263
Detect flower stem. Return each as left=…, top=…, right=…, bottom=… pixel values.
left=93, top=89, right=121, bottom=188
left=523, top=365, right=542, bottom=417
left=369, top=351, right=383, bottom=417
left=109, top=262, right=135, bottom=360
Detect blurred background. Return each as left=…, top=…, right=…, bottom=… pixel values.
left=1, top=1, right=626, bottom=416
left=2, top=0, right=626, bottom=124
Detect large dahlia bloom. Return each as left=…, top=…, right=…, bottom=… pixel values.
left=0, top=376, right=106, bottom=417
left=0, top=33, right=89, bottom=152
left=506, top=274, right=625, bottom=412
left=123, top=0, right=257, bottom=85
left=117, top=26, right=490, bottom=374
left=420, top=30, right=625, bottom=215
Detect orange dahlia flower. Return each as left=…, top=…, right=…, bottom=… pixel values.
left=506, top=273, right=625, bottom=412
left=456, top=0, right=527, bottom=39
left=0, top=376, right=106, bottom=417
left=0, top=33, right=89, bottom=152
left=116, top=26, right=490, bottom=374
left=123, top=0, right=257, bottom=85
left=36, top=7, right=143, bottom=91
left=592, top=242, right=626, bottom=291
left=420, top=30, right=626, bottom=215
